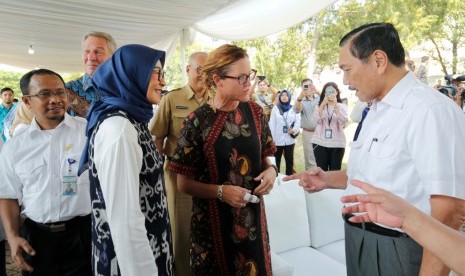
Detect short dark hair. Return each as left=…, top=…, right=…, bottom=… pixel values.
left=20, top=69, right=65, bottom=96
left=301, top=78, right=313, bottom=86
left=1, top=87, right=14, bottom=95
left=339, top=22, right=405, bottom=67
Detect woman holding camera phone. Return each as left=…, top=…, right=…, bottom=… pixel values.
left=311, top=82, right=348, bottom=171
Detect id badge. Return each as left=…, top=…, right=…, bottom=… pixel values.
left=62, top=157, right=77, bottom=196
left=325, top=129, right=333, bottom=139
left=283, top=126, right=289, bottom=133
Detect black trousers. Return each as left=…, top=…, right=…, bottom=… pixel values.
left=312, top=144, right=345, bottom=171
left=0, top=240, right=5, bottom=276
left=21, top=215, right=92, bottom=276
left=275, top=144, right=295, bottom=175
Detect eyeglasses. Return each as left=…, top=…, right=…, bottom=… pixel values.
left=25, top=89, right=67, bottom=100
left=154, top=68, right=166, bottom=81
left=221, top=71, right=255, bottom=85
left=190, top=65, right=202, bottom=74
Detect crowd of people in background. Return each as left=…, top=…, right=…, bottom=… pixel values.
left=0, top=21, right=465, bottom=276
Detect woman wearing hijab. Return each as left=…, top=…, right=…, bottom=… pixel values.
left=268, top=89, right=301, bottom=175
left=311, top=82, right=347, bottom=171
left=81, top=44, right=173, bottom=276
left=169, top=44, right=277, bottom=275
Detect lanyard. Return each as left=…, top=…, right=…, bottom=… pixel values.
left=325, top=104, right=335, bottom=127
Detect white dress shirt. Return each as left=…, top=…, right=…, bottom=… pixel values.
left=347, top=72, right=465, bottom=219
left=93, top=116, right=158, bottom=276
left=269, top=105, right=301, bottom=146
left=0, top=114, right=90, bottom=223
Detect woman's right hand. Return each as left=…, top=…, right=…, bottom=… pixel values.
left=222, top=185, right=252, bottom=208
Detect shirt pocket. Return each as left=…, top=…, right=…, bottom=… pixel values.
left=368, top=142, right=398, bottom=183
left=15, top=158, right=46, bottom=193
left=370, top=142, right=396, bottom=159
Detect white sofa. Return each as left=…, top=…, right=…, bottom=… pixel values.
left=265, top=175, right=347, bottom=276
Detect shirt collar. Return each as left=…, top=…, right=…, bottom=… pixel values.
left=374, top=71, right=415, bottom=110
left=186, top=85, right=196, bottom=99
left=28, top=113, right=76, bottom=135
left=186, top=85, right=211, bottom=101
left=81, top=73, right=94, bottom=91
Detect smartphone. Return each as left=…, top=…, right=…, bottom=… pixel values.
left=258, top=75, right=266, bottom=81
left=251, top=69, right=257, bottom=79
left=303, top=84, right=309, bottom=89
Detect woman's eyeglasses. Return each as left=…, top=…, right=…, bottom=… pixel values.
left=154, top=68, right=166, bottom=81
left=221, top=71, right=255, bottom=85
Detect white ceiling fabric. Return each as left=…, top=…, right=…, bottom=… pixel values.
left=194, top=0, right=335, bottom=40
left=0, top=0, right=335, bottom=73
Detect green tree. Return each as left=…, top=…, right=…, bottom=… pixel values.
left=0, top=70, right=23, bottom=97
left=315, top=0, right=464, bottom=75
left=234, top=22, right=312, bottom=92
left=62, top=72, right=84, bottom=83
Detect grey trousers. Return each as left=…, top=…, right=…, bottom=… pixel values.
left=345, top=222, right=423, bottom=276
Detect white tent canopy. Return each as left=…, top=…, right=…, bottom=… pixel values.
left=0, top=0, right=335, bottom=73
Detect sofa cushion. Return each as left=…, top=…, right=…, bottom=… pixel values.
left=271, top=251, right=294, bottom=276
left=264, top=178, right=311, bottom=253
left=305, top=189, right=345, bottom=248
left=317, top=240, right=346, bottom=265
left=279, top=247, right=347, bottom=276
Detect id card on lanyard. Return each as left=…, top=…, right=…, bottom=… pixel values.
left=325, top=105, right=335, bottom=139
left=62, top=145, right=78, bottom=196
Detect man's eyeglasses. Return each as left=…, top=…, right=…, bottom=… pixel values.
left=25, top=89, right=67, bottom=100
left=221, top=71, right=255, bottom=85
left=190, top=65, right=201, bottom=74
left=154, top=68, right=166, bottom=81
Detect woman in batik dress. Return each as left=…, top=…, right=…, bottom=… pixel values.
left=169, top=44, right=277, bottom=276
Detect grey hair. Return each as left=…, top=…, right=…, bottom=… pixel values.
left=83, top=31, right=117, bottom=54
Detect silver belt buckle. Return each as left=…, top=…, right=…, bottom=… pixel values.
left=49, top=223, right=66, bottom=232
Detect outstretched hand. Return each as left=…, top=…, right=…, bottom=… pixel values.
left=340, top=180, right=411, bottom=229
left=282, top=167, right=328, bottom=193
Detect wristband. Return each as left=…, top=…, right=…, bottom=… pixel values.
left=217, top=185, right=224, bottom=202
left=297, top=98, right=303, bottom=102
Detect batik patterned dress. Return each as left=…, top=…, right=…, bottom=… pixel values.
left=89, top=110, right=173, bottom=275
left=170, top=101, right=276, bottom=276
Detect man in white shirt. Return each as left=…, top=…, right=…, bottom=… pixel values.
left=284, top=22, right=465, bottom=276
left=0, top=69, right=91, bottom=275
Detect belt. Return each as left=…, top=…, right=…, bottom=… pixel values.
left=25, top=215, right=90, bottom=233
left=302, top=128, right=315, bottom=132
left=343, top=214, right=409, bottom=238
